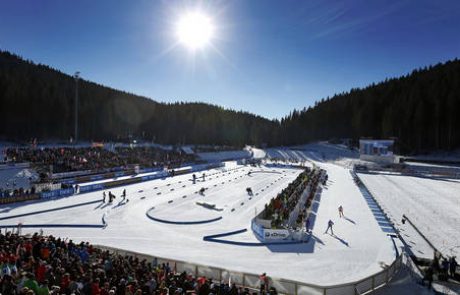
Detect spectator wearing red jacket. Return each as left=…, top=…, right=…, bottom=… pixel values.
left=92, top=277, right=102, bottom=295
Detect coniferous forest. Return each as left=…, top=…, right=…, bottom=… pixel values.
left=1, top=50, right=459, bottom=154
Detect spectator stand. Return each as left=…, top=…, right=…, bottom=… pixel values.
left=251, top=167, right=326, bottom=243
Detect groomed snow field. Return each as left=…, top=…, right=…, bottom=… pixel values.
left=0, top=159, right=397, bottom=287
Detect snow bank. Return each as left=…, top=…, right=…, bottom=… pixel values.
left=359, top=172, right=460, bottom=258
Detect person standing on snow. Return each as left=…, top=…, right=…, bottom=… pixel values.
left=108, top=191, right=115, bottom=203
left=121, top=189, right=129, bottom=203
left=338, top=205, right=344, bottom=218
left=422, top=266, right=434, bottom=289
left=325, top=219, right=334, bottom=235
left=450, top=257, right=458, bottom=278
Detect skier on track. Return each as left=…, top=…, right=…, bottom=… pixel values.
left=401, top=216, right=406, bottom=224
left=192, top=174, right=196, bottom=184
left=102, top=191, right=106, bottom=203
left=108, top=191, right=115, bottom=203
left=338, top=205, right=344, bottom=218
left=202, top=173, right=206, bottom=181
left=325, top=219, right=334, bottom=235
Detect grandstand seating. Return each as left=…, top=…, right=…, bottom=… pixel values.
left=0, top=231, right=274, bottom=295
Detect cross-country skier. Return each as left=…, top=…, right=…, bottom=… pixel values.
left=246, top=187, right=253, bottom=195
left=102, top=192, right=106, bottom=203
left=202, top=173, right=205, bottom=181
left=338, top=205, right=344, bottom=218
left=325, top=219, right=334, bottom=235
left=199, top=187, right=205, bottom=195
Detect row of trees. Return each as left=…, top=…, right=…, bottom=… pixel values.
left=280, top=59, right=460, bottom=153
left=0, top=50, right=277, bottom=147
left=1, top=50, right=459, bottom=153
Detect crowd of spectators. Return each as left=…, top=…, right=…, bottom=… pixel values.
left=263, top=168, right=324, bottom=228
left=4, top=147, right=196, bottom=174
left=0, top=187, right=36, bottom=198
left=2, top=146, right=195, bottom=200
left=0, top=231, right=276, bottom=295
left=421, top=251, right=458, bottom=289
left=114, top=148, right=195, bottom=170
left=5, top=148, right=120, bottom=173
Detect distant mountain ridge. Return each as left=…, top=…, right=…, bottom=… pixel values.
left=1, top=50, right=459, bottom=153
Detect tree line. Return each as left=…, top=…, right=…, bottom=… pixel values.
left=1, top=50, right=459, bottom=154
left=280, top=59, right=460, bottom=154
left=0, top=50, right=277, bottom=147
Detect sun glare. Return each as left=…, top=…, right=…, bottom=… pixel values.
left=176, top=12, right=214, bottom=50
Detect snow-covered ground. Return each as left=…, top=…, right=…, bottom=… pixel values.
left=265, top=143, right=360, bottom=169
left=0, top=159, right=396, bottom=287
left=3, top=142, right=460, bottom=294
left=359, top=172, right=460, bottom=259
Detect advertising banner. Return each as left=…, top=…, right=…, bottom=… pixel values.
left=263, top=229, right=290, bottom=240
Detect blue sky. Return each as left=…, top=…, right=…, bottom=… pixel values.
left=1, top=0, right=459, bottom=119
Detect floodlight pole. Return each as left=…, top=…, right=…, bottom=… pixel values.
left=74, top=71, right=80, bottom=143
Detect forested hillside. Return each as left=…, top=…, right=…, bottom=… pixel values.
left=0, top=51, right=277, bottom=146
left=1, top=50, right=459, bottom=153
left=280, top=59, right=460, bottom=153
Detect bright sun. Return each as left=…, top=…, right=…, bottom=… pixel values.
left=176, top=12, right=214, bottom=50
